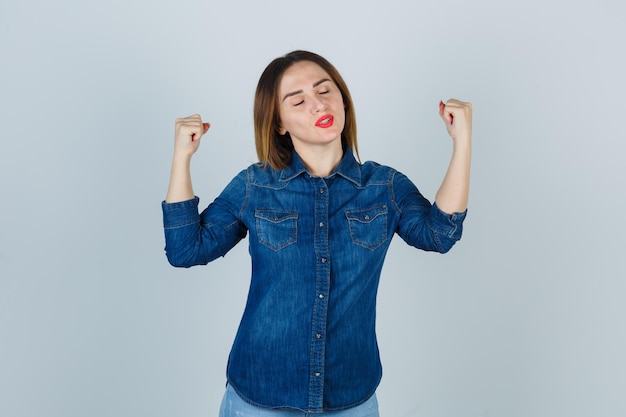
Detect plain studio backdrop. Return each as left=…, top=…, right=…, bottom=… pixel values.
left=1, top=0, right=625, bottom=416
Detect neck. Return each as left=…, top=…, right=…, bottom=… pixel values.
left=294, top=142, right=344, bottom=177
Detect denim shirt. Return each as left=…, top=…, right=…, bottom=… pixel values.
left=161, top=150, right=466, bottom=412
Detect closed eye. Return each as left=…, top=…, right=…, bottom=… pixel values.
left=294, top=100, right=304, bottom=106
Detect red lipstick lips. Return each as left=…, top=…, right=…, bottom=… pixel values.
left=315, top=114, right=334, bottom=128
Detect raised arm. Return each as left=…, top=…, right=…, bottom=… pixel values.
left=434, top=99, right=472, bottom=214
left=165, top=114, right=210, bottom=203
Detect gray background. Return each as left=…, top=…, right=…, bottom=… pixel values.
left=1, top=0, right=625, bottom=416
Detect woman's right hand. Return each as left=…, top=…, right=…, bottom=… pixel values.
left=165, top=115, right=210, bottom=203
left=174, top=114, right=210, bottom=157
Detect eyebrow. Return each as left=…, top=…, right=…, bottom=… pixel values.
left=282, top=78, right=332, bottom=102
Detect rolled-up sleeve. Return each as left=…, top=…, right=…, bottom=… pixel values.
left=162, top=170, right=248, bottom=267
left=392, top=171, right=467, bottom=253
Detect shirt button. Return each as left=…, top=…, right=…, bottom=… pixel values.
left=319, top=294, right=325, bottom=299
left=319, top=222, right=324, bottom=227
left=315, top=372, right=321, bottom=377
left=321, top=258, right=327, bottom=263
left=319, top=189, right=325, bottom=194
left=315, top=334, right=321, bottom=339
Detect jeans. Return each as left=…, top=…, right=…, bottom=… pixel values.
left=219, top=384, right=380, bottom=417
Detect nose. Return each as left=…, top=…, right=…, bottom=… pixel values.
left=310, top=96, right=325, bottom=113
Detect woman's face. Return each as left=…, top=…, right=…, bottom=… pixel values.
left=277, top=61, right=345, bottom=151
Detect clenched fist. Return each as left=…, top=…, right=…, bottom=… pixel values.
left=174, top=114, right=211, bottom=157
left=439, top=99, right=472, bottom=142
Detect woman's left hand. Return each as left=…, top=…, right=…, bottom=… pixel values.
left=439, top=99, right=472, bottom=142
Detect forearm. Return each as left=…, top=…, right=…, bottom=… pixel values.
left=165, top=153, right=195, bottom=203
left=435, top=138, right=471, bottom=214
left=165, top=115, right=209, bottom=203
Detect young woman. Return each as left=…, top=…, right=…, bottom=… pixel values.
left=162, top=50, right=472, bottom=416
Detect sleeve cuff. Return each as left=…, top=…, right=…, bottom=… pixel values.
left=430, top=202, right=467, bottom=239
left=162, top=197, right=201, bottom=228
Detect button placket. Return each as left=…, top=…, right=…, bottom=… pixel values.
left=308, top=179, right=330, bottom=410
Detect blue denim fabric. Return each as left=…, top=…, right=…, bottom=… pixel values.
left=162, top=150, right=466, bottom=412
left=219, top=384, right=379, bottom=416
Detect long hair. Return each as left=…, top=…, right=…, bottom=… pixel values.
left=254, top=50, right=359, bottom=170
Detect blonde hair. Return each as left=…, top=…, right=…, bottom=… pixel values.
left=254, top=50, right=359, bottom=170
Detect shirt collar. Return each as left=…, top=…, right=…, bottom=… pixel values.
left=280, top=149, right=362, bottom=187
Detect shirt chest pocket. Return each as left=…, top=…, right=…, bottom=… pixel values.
left=345, top=205, right=388, bottom=250
left=255, top=210, right=298, bottom=251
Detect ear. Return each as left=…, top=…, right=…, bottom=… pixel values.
left=277, top=125, right=287, bottom=135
